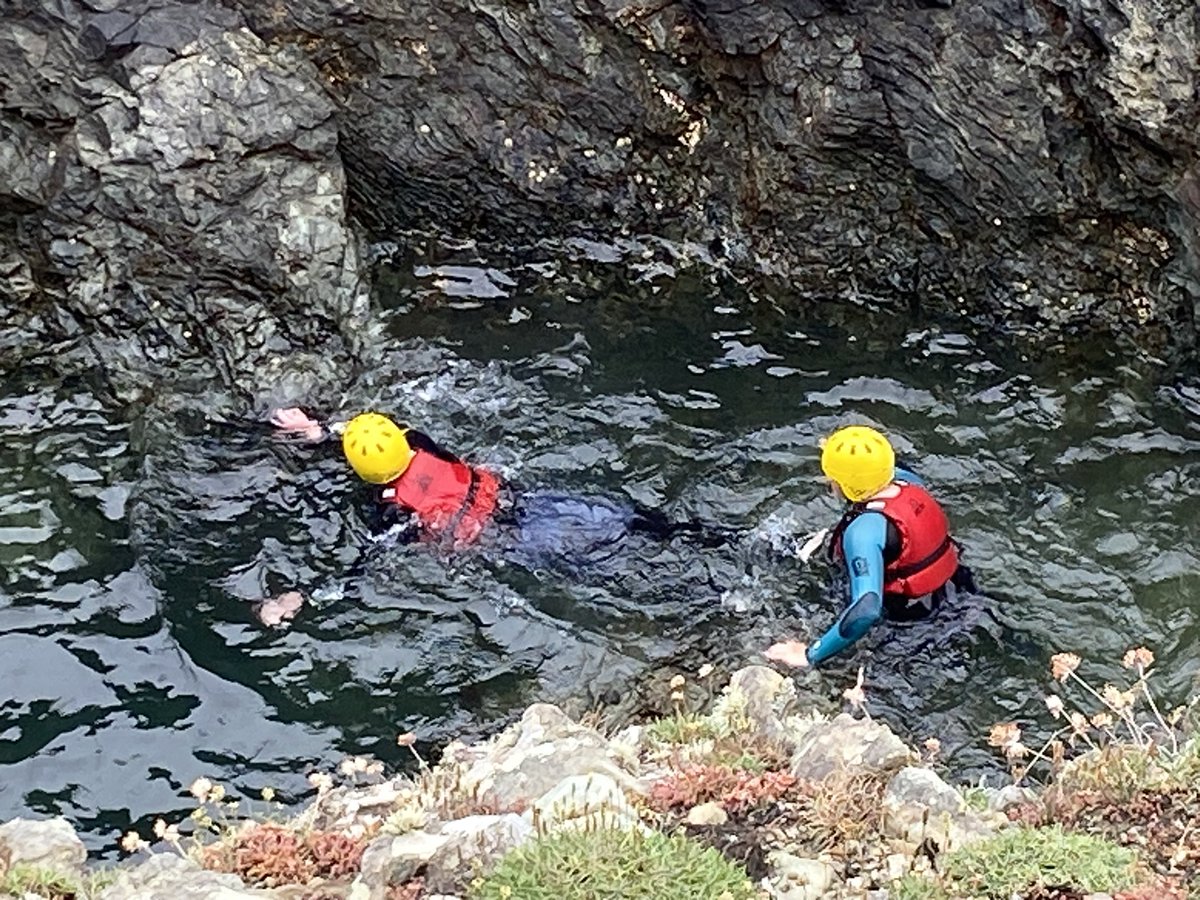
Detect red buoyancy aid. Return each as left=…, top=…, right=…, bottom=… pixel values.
left=832, top=481, right=959, bottom=598
left=384, top=448, right=500, bottom=545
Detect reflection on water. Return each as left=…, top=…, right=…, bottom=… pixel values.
left=1, top=242, right=1198, bottom=851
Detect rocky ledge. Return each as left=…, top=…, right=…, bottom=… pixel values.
left=8, top=663, right=1180, bottom=900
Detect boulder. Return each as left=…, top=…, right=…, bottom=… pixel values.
left=530, top=773, right=642, bottom=834
left=790, top=714, right=916, bottom=781
left=353, top=831, right=450, bottom=900
left=96, top=853, right=273, bottom=899
left=881, top=767, right=1005, bottom=852
left=766, top=851, right=839, bottom=900
left=423, top=814, right=532, bottom=893
left=451, top=704, right=641, bottom=811
left=0, top=817, right=86, bottom=876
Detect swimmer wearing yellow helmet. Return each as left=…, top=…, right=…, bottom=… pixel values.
left=269, top=406, right=500, bottom=545
left=269, top=407, right=732, bottom=553
left=766, top=425, right=972, bottom=668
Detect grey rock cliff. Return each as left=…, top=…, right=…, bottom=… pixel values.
left=3, top=0, right=1197, bottom=388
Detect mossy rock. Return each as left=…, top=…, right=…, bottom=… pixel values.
left=469, top=827, right=758, bottom=900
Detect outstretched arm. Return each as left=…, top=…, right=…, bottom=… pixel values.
left=806, top=511, right=887, bottom=665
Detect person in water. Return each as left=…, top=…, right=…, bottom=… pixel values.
left=766, top=425, right=972, bottom=668
left=269, top=406, right=727, bottom=556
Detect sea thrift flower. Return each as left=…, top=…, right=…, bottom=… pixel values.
left=1050, top=652, right=1081, bottom=681
left=396, top=732, right=417, bottom=748
left=260, top=787, right=276, bottom=802
left=1122, top=647, right=1154, bottom=672
left=669, top=674, right=686, bottom=690
left=923, top=737, right=942, bottom=758
left=189, top=777, right=214, bottom=802
left=308, top=772, right=334, bottom=794
left=1090, top=712, right=1113, bottom=729
left=988, top=722, right=1025, bottom=758
left=1044, top=695, right=1065, bottom=719
left=670, top=690, right=685, bottom=703
left=120, top=831, right=148, bottom=853
left=1101, top=684, right=1134, bottom=712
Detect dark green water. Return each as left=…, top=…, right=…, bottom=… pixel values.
left=2, top=239, right=1198, bottom=852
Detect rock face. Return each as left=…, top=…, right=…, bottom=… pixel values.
left=1, top=0, right=366, bottom=396
left=234, top=0, right=1198, bottom=349
left=3, top=0, right=1198, bottom=383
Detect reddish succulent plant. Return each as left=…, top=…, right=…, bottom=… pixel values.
left=201, top=823, right=366, bottom=887
left=648, top=763, right=798, bottom=814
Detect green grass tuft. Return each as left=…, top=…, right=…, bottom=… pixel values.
left=469, top=827, right=758, bottom=900
left=896, top=825, right=1139, bottom=900
left=644, top=713, right=723, bottom=745
left=0, top=863, right=116, bottom=899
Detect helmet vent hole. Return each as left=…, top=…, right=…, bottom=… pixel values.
left=376, top=442, right=385, bottom=454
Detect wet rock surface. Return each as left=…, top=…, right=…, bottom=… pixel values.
left=237, top=0, right=1199, bottom=350
left=3, top=0, right=1199, bottom=395
left=1, top=0, right=367, bottom=400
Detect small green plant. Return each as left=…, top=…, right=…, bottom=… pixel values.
left=645, top=712, right=723, bottom=745
left=890, top=874, right=949, bottom=900
left=0, top=864, right=116, bottom=899
left=469, top=827, right=758, bottom=900
left=961, top=785, right=991, bottom=813
left=896, top=825, right=1139, bottom=899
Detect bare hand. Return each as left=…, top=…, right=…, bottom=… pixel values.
left=764, top=640, right=810, bottom=668
left=270, top=407, right=324, bottom=442
left=256, top=591, right=305, bottom=627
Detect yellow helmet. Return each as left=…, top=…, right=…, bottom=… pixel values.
left=341, top=413, right=414, bottom=484
left=820, top=425, right=895, bottom=501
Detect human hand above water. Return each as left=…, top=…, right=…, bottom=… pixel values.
left=764, top=640, right=810, bottom=669
left=255, top=591, right=305, bottom=627
left=270, top=407, right=325, bottom=442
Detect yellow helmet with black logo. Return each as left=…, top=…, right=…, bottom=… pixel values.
left=820, top=425, right=895, bottom=501
left=341, top=413, right=414, bottom=484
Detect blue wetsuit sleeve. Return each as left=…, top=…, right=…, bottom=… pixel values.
left=895, top=465, right=924, bottom=486
left=807, top=511, right=887, bottom=666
